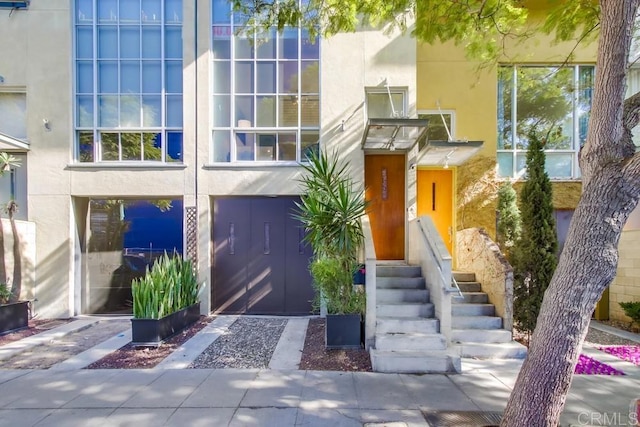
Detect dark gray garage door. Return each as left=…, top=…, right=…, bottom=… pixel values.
left=212, top=197, right=314, bottom=315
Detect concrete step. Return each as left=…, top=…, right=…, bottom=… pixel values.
left=370, top=349, right=461, bottom=374
left=456, top=281, right=482, bottom=292
left=451, top=303, right=495, bottom=316
left=377, top=265, right=422, bottom=278
left=377, top=303, right=434, bottom=318
left=451, top=328, right=513, bottom=344
left=376, top=276, right=425, bottom=289
left=377, top=289, right=429, bottom=303
left=459, top=292, right=488, bottom=304
left=375, top=332, right=447, bottom=351
left=376, top=317, right=440, bottom=334
left=453, top=271, right=476, bottom=282
left=452, top=316, right=502, bottom=329
left=453, top=342, right=528, bottom=359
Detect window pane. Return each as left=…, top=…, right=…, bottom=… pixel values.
left=77, top=95, right=94, bottom=127
left=98, top=26, right=118, bottom=58
left=165, top=27, right=182, bottom=59
left=142, top=61, right=162, bottom=93
left=142, top=26, right=162, bottom=58
left=98, top=61, right=118, bottom=93
left=119, top=0, right=140, bottom=22
left=235, top=95, right=254, bottom=126
left=301, top=61, right=319, bottom=93
left=212, top=0, right=231, bottom=24
left=166, top=95, right=183, bottom=127
left=279, top=62, right=297, bottom=93
left=98, top=95, right=119, bottom=127
left=279, top=96, right=298, bottom=127
left=120, top=95, right=141, bottom=127
left=236, top=132, right=255, bottom=161
left=142, top=95, right=161, bottom=126
left=257, top=134, right=276, bottom=161
left=256, top=96, right=276, bottom=127
left=143, top=132, right=162, bottom=160
left=212, top=95, right=230, bottom=127
left=419, top=113, right=451, bottom=142
left=545, top=153, right=573, bottom=178
left=77, top=61, right=94, bottom=93
left=497, top=152, right=513, bottom=177
left=256, top=29, right=276, bottom=59
left=78, top=131, right=95, bottom=162
left=166, top=131, right=183, bottom=161
left=121, top=61, right=141, bottom=93
left=76, top=0, right=93, bottom=22
left=120, top=27, right=141, bottom=58
left=165, top=0, right=182, bottom=23
left=213, top=130, right=231, bottom=162
left=578, top=66, right=594, bottom=148
left=142, top=0, right=161, bottom=23
left=516, top=67, right=573, bottom=150
left=516, top=153, right=527, bottom=176
left=257, top=62, right=276, bottom=93
left=235, top=35, right=254, bottom=59
left=76, top=27, right=93, bottom=58
left=212, top=26, right=231, bottom=59
left=301, top=31, right=319, bottom=59
left=301, top=131, right=319, bottom=159
left=278, top=133, right=296, bottom=161
left=165, top=61, right=182, bottom=93
left=98, top=0, right=117, bottom=22
left=279, top=28, right=298, bottom=59
left=367, top=92, right=404, bottom=118
left=101, top=132, right=119, bottom=160
left=235, top=62, right=254, bottom=93
left=0, top=93, right=27, bottom=139
left=300, top=95, right=319, bottom=126
left=213, top=61, right=231, bottom=93
left=497, top=66, right=513, bottom=149
left=122, top=132, right=143, bottom=160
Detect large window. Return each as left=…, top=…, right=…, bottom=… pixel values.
left=497, top=65, right=594, bottom=179
left=74, top=0, right=183, bottom=163
left=211, top=0, right=320, bottom=163
left=0, top=92, right=27, bottom=140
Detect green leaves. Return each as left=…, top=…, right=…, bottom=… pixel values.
left=619, top=301, right=640, bottom=325
left=131, top=252, right=200, bottom=319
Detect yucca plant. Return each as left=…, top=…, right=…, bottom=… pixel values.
left=131, top=252, right=200, bottom=319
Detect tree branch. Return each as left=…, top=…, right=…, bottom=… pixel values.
left=623, top=90, right=640, bottom=130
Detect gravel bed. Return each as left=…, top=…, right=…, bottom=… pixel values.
left=585, top=327, right=639, bottom=347
left=189, top=317, right=287, bottom=369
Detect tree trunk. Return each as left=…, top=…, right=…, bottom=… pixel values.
left=502, top=1, right=640, bottom=425
left=0, top=215, right=6, bottom=286
left=8, top=202, right=21, bottom=303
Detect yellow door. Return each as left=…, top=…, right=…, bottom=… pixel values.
left=417, top=169, right=454, bottom=255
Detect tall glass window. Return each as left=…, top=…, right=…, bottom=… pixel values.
left=211, top=0, right=320, bottom=163
left=497, top=65, right=594, bottom=179
left=74, top=0, right=183, bottom=163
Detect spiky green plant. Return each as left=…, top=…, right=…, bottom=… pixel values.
left=131, top=252, right=200, bottom=319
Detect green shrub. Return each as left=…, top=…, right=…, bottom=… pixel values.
left=619, top=301, right=640, bottom=325
left=132, top=253, right=200, bottom=319
left=0, top=284, right=12, bottom=305
left=310, top=257, right=365, bottom=315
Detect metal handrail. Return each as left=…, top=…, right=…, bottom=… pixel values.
left=417, top=217, right=463, bottom=299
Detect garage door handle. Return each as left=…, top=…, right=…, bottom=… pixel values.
left=299, top=228, right=305, bottom=254
left=264, top=222, right=271, bottom=254
left=228, top=223, right=235, bottom=255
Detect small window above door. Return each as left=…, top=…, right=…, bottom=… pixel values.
left=366, top=88, right=407, bottom=119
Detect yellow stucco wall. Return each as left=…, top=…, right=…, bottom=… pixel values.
left=416, top=7, right=596, bottom=236
left=610, top=229, right=640, bottom=322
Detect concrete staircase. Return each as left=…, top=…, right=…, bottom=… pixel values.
left=370, top=264, right=461, bottom=373
left=451, top=271, right=527, bottom=359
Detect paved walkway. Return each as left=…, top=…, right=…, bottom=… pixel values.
left=0, top=318, right=638, bottom=426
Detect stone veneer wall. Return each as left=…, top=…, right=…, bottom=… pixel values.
left=609, top=229, right=640, bottom=322
left=456, top=227, right=514, bottom=331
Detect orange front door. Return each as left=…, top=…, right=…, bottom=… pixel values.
left=417, top=169, right=454, bottom=254
left=365, top=154, right=405, bottom=260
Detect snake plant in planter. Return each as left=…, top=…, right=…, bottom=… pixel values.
left=294, top=150, right=367, bottom=349
left=131, top=252, right=201, bottom=345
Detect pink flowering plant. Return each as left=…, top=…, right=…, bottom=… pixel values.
left=596, top=346, right=640, bottom=366
left=574, top=354, right=625, bottom=375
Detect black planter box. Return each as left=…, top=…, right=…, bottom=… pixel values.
left=131, top=302, right=200, bottom=346
left=325, top=313, right=362, bottom=349
left=0, top=301, right=29, bottom=335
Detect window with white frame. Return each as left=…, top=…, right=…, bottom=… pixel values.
left=74, top=0, right=183, bottom=163
left=0, top=92, right=27, bottom=140
left=366, top=88, right=406, bottom=119
left=418, top=110, right=454, bottom=149
left=497, top=65, right=594, bottom=179
left=211, top=0, right=320, bottom=163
